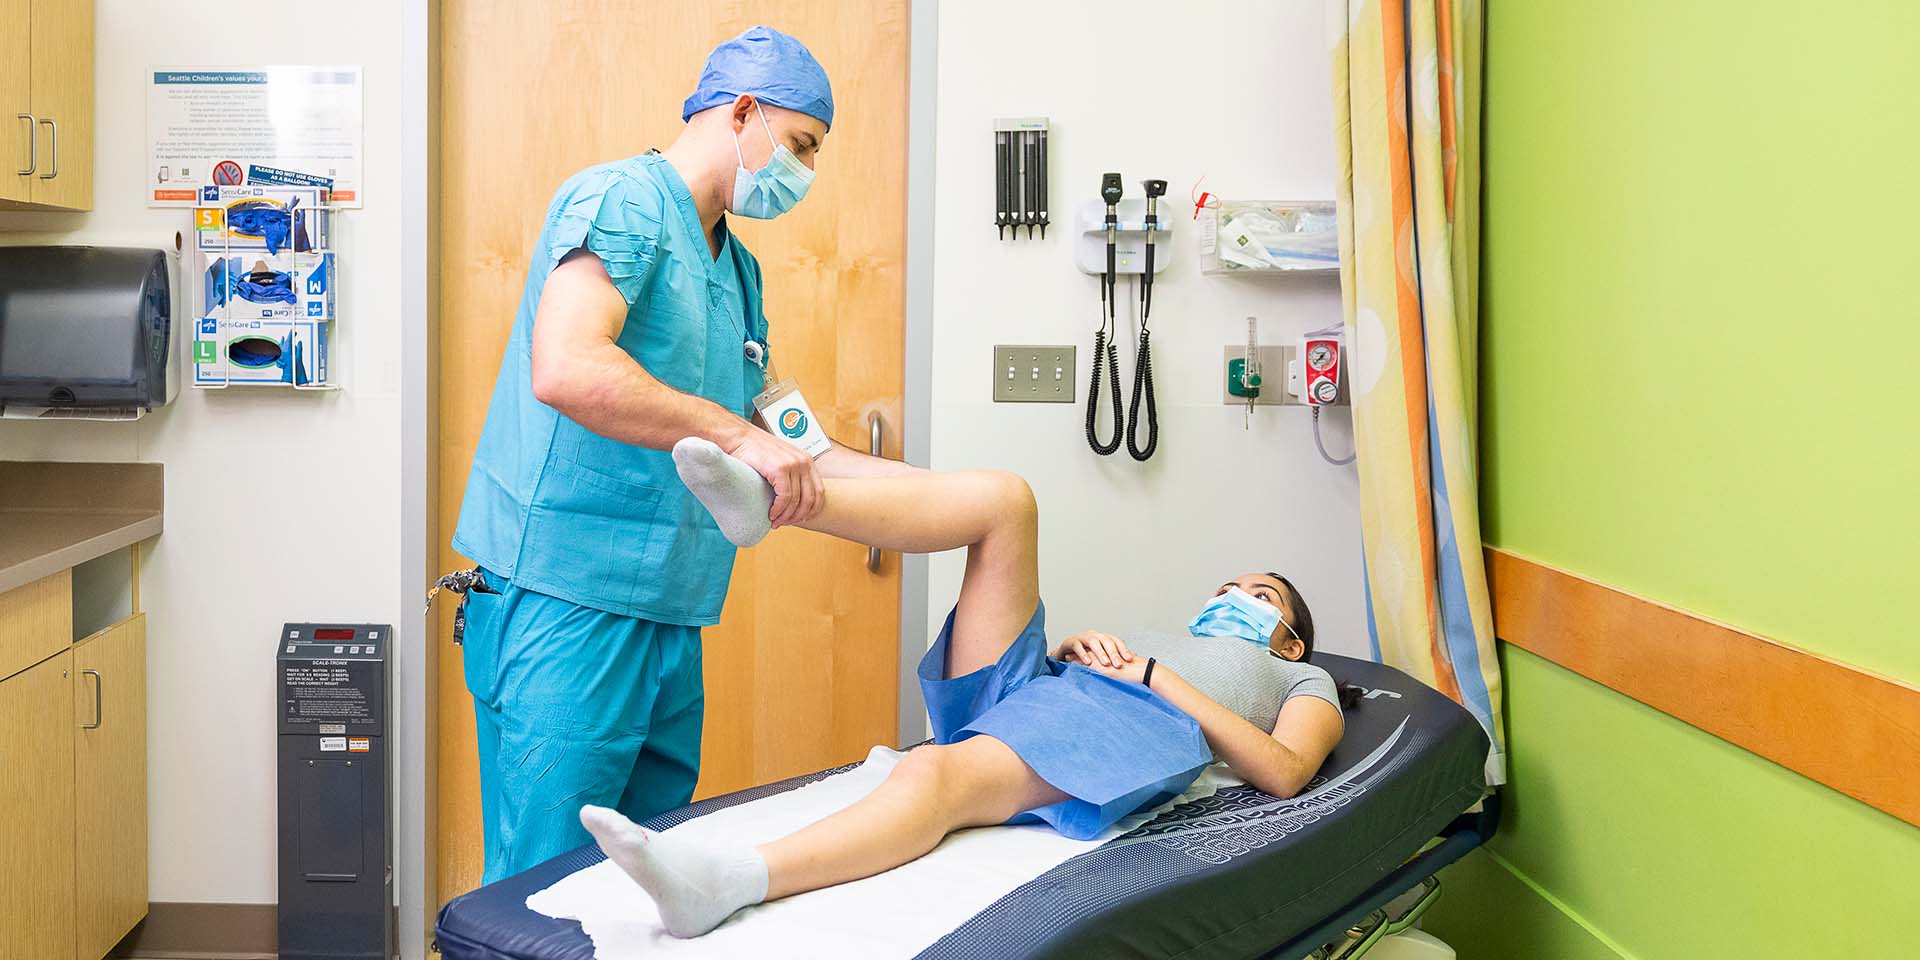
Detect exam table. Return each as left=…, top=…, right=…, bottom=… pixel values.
left=435, top=654, right=1495, bottom=960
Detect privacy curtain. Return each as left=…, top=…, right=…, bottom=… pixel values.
left=1329, top=0, right=1505, bottom=782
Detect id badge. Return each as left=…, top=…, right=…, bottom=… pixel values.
left=751, top=378, right=832, bottom=458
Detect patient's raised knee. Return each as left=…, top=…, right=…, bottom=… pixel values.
left=984, top=471, right=1037, bottom=524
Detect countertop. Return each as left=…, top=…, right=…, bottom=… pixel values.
left=0, top=461, right=163, bottom=595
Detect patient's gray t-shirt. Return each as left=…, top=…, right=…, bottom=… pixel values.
left=1122, top=631, right=1342, bottom=735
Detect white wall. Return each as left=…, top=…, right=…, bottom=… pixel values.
left=926, top=2, right=1366, bottom=675
left=0, top=0, right=1360, bottom=904
left=0, top=0, right=404, bottom=904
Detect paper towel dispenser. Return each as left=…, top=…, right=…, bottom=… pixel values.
left=0, top=245, right=182, bottom=420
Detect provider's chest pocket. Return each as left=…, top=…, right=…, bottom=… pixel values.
left=619, top=294, right=708, bottom=395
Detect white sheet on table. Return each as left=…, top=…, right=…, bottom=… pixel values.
left=525, top=745, right=1236, bottom=960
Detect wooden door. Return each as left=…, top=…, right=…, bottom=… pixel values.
left=27, top=0, right=91, bottom=210
left=0, top=0, right=30, bottom=205
left=0, top=650, right=76, bottom=960
left=436, top=1, right=909, bottom=898
left=73, top=616, right=146, bottom=960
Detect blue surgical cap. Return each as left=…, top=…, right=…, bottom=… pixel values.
left=682, top=26, right=835, bottom=129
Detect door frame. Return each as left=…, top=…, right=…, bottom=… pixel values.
left=395, top=2, right=938, bottom=956
left=398, top=0, right=438, bottom=957
left=898, top=0, right=937, bottom=748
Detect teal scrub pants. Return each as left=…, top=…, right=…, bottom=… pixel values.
left=459, top=568, right=704, bottom=883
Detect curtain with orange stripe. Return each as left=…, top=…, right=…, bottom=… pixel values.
left=1329, top=0, right=1505, bottom=782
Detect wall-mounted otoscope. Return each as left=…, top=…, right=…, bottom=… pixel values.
left=1124, top=178, right=1167, bottom=461
left=1139, top=179, right=1166, bottom=318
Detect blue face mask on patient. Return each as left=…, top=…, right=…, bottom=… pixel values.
left=1188, top=587, right=1293, bottom=648
left=729, top=104, right=814, bottom=220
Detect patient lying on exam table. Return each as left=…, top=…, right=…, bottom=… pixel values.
left=577, top=439, right=1351, bottom=938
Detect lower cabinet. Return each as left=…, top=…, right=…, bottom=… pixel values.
left=74, top=616, right=147, bottom=960
left=0, top=613, right=146, bottom=960
left=0, top=649, right=77, bottom=960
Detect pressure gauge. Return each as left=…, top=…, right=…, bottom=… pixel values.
left=1307, top=343, right=1335, bottom=370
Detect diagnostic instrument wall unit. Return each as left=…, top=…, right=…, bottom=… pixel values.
left=1079, top=174, right=1169, bottom=461
left=277, top=623, right=395, bottom=960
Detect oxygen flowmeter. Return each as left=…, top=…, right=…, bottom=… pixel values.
left=1228, top=316, right=1264, bottom=428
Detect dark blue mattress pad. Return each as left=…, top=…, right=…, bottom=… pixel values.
left=436, top=654, right=1489, bottom=960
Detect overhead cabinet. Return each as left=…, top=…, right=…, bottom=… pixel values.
left=1, top=0, right=94, bottom=210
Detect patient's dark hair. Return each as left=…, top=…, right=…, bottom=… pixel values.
left=1267, top=572, right=1362, bottom=711
left=1266, top=573, right=1316, bottom=661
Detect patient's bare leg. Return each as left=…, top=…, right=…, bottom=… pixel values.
left=602, top=445, right=1050, bottom=937
left=758, top=736, right=1066, bottom=900
left=796, top=467, right=1039, bottom=678
left=675, top=437, right=1039, bottom=678
left=582, top=736, right=1066, bottom=937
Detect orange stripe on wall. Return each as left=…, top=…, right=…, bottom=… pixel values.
left=1487, top=547, right=1920, bottom=828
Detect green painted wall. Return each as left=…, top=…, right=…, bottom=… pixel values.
left=1425, top=2, right=1920, bottom=956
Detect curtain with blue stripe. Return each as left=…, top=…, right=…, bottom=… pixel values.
left=1329, top=0, right=1505, bottom=782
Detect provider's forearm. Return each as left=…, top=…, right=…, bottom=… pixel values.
left=1149, top=670, right=1318, bottom=798
left=536, top=339, right=754, bottom=451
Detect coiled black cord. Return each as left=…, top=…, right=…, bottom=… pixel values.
left=1085, top=328, right=1123, bottom=455
left=1125, top=328, right=1158, bottom=460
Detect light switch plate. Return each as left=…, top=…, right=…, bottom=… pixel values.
left=993, top=345, right=1077, bottom=403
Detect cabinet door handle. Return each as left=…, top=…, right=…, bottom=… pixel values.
left=38, top=118, right=57, bottom=179
left=867, top=412, right=884, bottom=573
left=82, top=669, right=103, bottom=729
left=15, top=113, right=35, bottom=176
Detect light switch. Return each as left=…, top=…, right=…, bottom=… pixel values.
left=992, top=345, right=1076, bottom=403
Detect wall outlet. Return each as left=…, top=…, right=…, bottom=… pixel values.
left=993, top=345, right=1076, bottom=403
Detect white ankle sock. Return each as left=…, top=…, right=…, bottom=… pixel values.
left=580, top=805, right=769, bottom=939
left=672, top=437, right=776, bottom=547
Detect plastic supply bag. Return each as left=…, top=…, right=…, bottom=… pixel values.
left=1202, top=200, right=1339, bottom=273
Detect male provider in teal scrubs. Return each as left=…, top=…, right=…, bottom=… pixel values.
left=450, top=26, right=908, bottom=882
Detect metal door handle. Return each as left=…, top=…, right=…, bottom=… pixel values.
left=867, top=412, right=883, bottom=572
left=38, top=118, right=57, bottom=179
left=82, top=669, right=102, bottom=729
left=15, top=114, right=35, bottom=175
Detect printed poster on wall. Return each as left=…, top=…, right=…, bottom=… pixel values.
left=147, top=67, right=363, bottom=207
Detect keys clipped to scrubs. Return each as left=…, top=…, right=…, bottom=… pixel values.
left=752, top=378, right=832, bottom=458
left=425, top=567, right=494, bottom=644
